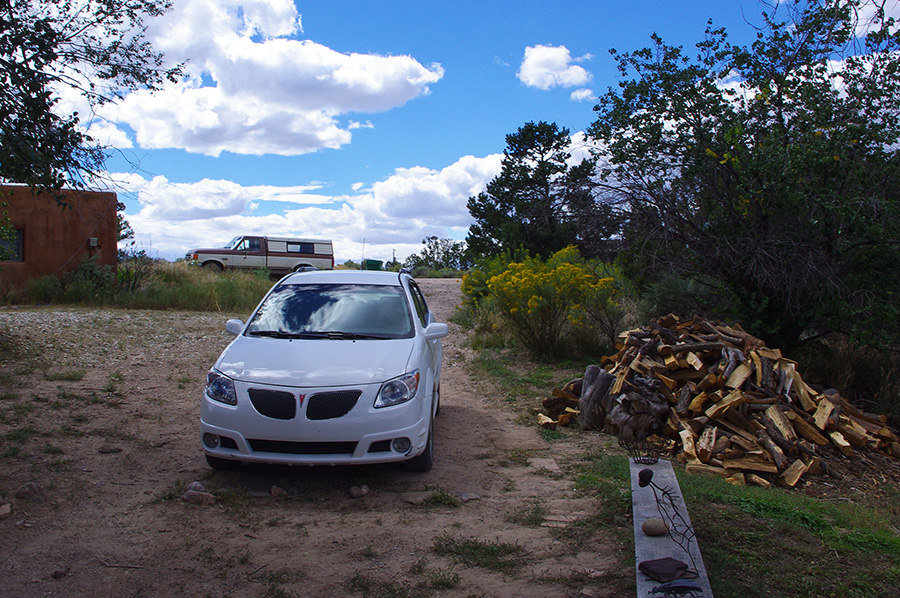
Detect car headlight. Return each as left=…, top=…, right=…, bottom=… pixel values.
left=206, top=370, right=237, bottom=405
left=374, top=371, right=420, bottom=408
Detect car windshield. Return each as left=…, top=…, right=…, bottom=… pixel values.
left=224, top=236, right=242, bottom=249
left=246, top=284, right=414, bottom=339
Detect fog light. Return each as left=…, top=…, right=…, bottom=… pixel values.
left=391, top=438, right=412, bottom=453
left=203, top=433, right=220, bottom=448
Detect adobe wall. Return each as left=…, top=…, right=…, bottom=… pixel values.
left=1, top=185, right=118, bottom=294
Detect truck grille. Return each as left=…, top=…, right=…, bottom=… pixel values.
left=306, top=390, right=361, bottom=420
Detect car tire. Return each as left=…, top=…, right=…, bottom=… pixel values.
left=203, top=261, right=224, bottom=272
left=402, top=415, right=434, bottom=472
left=205, top=454, right=241, bottom=470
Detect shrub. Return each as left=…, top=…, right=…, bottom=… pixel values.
left=61, top=256, right=116, bottom=303
left=461, top=248, right=531, bottom=307
left=117, top=248, right=156, bottom=293
left=484, top=246, right=625, bottom=358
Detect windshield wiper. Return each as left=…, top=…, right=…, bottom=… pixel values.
left=249, top=330, right=390, bottom=340
left=248, top=330, right=314, bottom=339
left=322, top=331, right=389, bottom=340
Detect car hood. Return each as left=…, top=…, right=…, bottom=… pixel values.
left=215, top=336, right=416, bottom=387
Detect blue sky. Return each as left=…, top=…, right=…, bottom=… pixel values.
left=91, top=1, right=777, bottom=263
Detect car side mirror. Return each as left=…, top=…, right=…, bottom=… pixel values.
left=424, top=322, right=449, bottom=340
left=225, top=319, right=244, bottom=336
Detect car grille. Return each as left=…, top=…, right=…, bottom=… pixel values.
left=306, top=390, right=361, bottom=420
left=248, top=389, right=297, bottom=420
left=247, top=439, right=358, bottom=455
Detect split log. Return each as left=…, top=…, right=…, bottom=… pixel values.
left=787, top=410, right=830, bottom=446
left=579, top=365, right=614, bottom=431
left=755, top=430, right=787, bottom=470
left=705, top=389, right=745, bottom=419
left=696, top=426, right=717, bottom=463
left=829, top=431, right=854, bottom=457
left=813, top=397, right=836, bottom=431
left=778, top=459, right=809, bottom=488
left=725, top=363, right=754, bottom=389
left=722, top=454, right=779, bottom=474
left=763, top=406, right=798, bottom=443
left=796, top=443, right=843, bottom=479
left=746, top=473, right=772, bottom=488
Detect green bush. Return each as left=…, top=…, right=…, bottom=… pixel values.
left=462, top=246, right=629, bottom=358
left=60, top=256, right=116, bottom=303
left=635, top=273, right=722, bottom=324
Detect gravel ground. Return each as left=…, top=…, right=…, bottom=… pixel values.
left=0, top=279, right=629, bottom=598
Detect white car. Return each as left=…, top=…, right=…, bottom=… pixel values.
left=200, top=270, right=448, bottom=471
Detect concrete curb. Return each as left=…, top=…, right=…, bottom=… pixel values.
left=629, top=459, right=714, bottom=598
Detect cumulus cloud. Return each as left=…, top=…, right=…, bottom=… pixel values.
left=97, top=0, right=443, bottom=156
left=570, top=88, right=594, bottom=102
left=517, top=44, right=592, bottom=91
left=117, top=153, right=503, bottom=262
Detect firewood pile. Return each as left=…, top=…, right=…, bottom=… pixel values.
left=539, top=314, right=900, bottom=488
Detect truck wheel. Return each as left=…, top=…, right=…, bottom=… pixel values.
left=203, top=261, right=224, bottom=272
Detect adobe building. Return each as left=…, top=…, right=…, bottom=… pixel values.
left=0, top=185, right=118, bottom=295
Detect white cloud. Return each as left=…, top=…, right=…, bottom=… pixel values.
left=570, top=88, right=594, bottom=102
left=117, top=153, right=503, bottom=262
left=96, top=0, right=443, bottom=156
left=517, top=44, right=592, bottom=90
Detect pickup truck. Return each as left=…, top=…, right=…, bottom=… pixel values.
left=186, top=236, right=334, bottom=274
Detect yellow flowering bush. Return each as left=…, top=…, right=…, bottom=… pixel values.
left=484, top=246, right=623, bottom=357
left=461, top=249, right=529, bottom=307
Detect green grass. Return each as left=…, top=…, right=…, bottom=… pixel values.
left=420, top=488, right=462, bottom=508
left=45, top=369, right=86, bottom=381
left=11, top=261, right=274, bottom=313
left=5, top=426, right=40, bottom=443
left=505, top=501, right=549, bottom=527
left=432, top=534, right=524, bottom=572
left=680, top=473, right=900, bottom=597
left=538, top=427, right=566, bottom=442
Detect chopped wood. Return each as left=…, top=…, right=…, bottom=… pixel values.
left=671, top=341, right=725, bottom=355
left=542, top=313, right=898, bottom=491
left=788, top=411, right=830, bottom=446
left=725, top=363, right=754, bottom=389
left=725, top=473, right=747, bottom=486
left=746, top=473, right=772, bottom=488
left=763, top=406, right=798, bottom=443
left=756, top=430, right=787, bottom=470
left=812, top=397, right=836, bottom=431
left=537, top=414, right=557, bottom=430
left=835, top=419, right=869, bottom=447
left=829, top=431, right=854, bottom=457
left=705, top=389, right=745, bottom=419
left=685, top=463, right=739, bottom=478
left=722, top=454, right=779, bottom=473
left=680, top=429, right=699, bottom=463
left=778, top=459, right=809, bottom=488
left=696, top=426, right=717, bottom=463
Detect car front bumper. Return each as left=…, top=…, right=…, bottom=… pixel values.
left=199, top=381, right=430, bottom=466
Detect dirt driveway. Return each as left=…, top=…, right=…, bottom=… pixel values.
left=0, top=278, right=627, bottom=598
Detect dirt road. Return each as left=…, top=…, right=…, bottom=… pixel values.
left=0, top=278, right=625, bottom=597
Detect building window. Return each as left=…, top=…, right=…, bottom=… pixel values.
left=0, top=229, right=23, bottom=262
